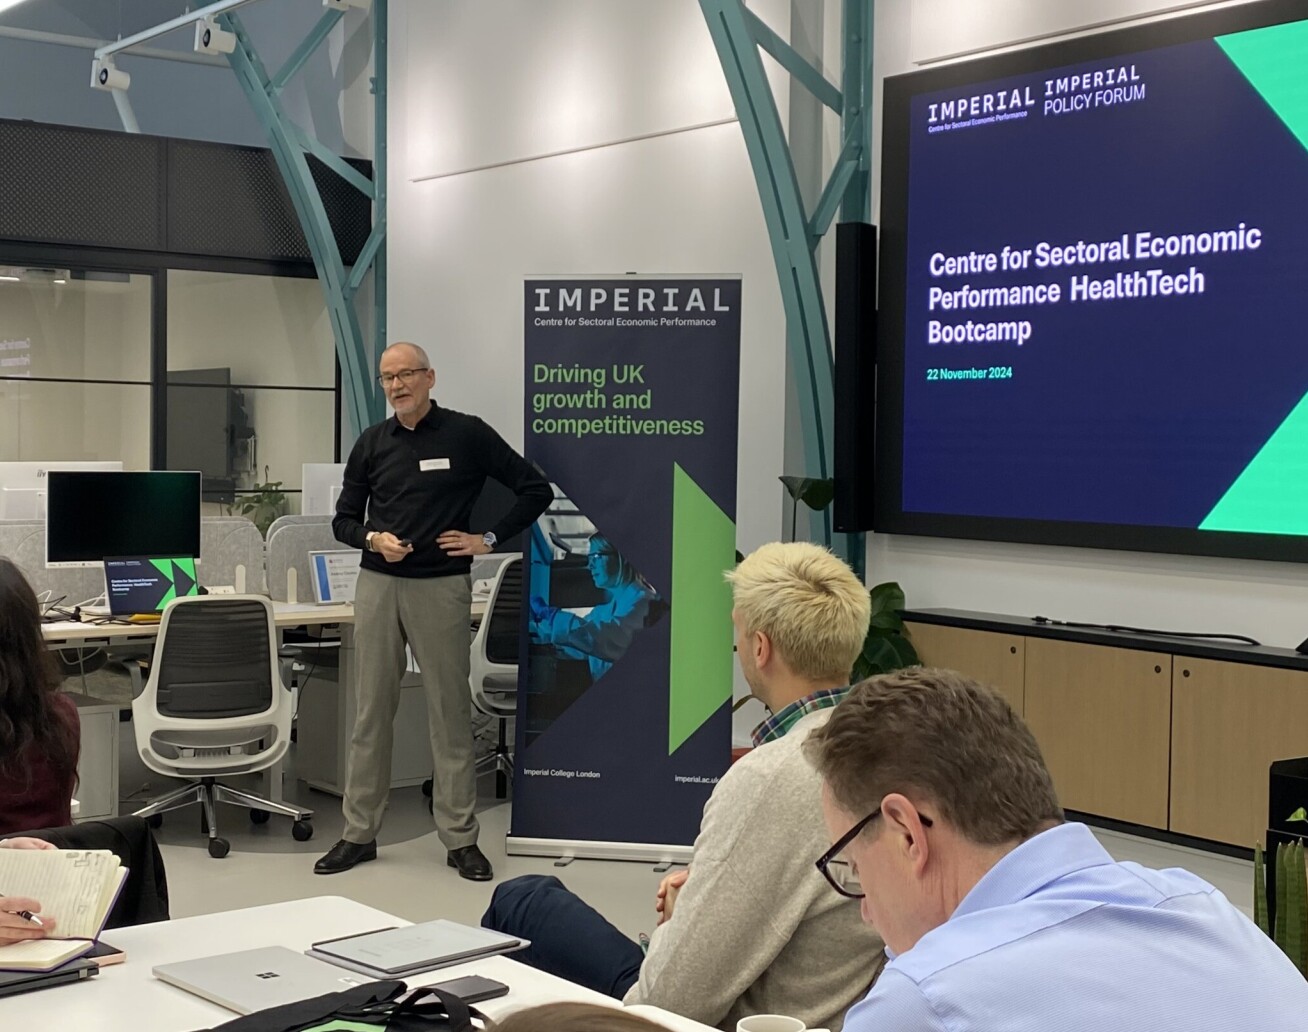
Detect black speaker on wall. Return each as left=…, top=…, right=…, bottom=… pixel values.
left=833, top=221, right=877, bottom=532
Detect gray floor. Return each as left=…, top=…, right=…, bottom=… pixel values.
left=139, top=740, right=1256, bottom=938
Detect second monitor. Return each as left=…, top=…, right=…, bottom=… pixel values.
left=45, top=471, right=202, bottom=569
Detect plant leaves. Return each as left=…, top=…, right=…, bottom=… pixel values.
left=778, top=476, right=834, bottom=510
left=853, top=636, right=901, bottom=682
left=1289, top=807, right=1308, bottom=823
left=1255, top=842, right=1270, bottom=936
left=798, top=479, right=834, bottom=510
left=882, top=632, right=921, bottom=668
left=779, top=476, right=814, bottom=502
left=869, top=581, right=907, bottom=615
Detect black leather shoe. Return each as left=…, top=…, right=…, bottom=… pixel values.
left=447, top=844, right=493, bottom=881
left=314, top=838, right=377, bottom=874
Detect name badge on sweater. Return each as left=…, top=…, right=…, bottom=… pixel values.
left=419, top=458, right=451, bottom=471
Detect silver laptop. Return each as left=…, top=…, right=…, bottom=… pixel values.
left=153, top=946, right=368, bottom=1015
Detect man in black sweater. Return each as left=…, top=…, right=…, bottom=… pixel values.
left=317, top=342, right=551, bottom=879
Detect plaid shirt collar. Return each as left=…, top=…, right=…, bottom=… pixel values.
left=751, top=685, right=850, bottom=748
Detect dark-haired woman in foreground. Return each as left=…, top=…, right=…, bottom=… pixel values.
left=0, top=557, right=79, bottom=837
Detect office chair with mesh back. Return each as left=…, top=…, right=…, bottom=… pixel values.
left=422, top=555, right=523, bottom=810
left=131, top=595, right=312, bottom=858
left=470, top=555, right=523, bottom=799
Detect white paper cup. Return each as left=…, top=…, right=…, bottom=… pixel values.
left=736, top=1017, right=829, bottom=1032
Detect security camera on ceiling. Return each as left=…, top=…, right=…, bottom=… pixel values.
left=89, top=57, right=129, bottom=91
left=194, top=16, right=236, bottom=55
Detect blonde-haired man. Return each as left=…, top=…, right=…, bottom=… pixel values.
left=483, top=542, right=886, bottom=1031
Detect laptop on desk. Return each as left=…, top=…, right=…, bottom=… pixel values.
left=153, top=946, right=367, bottom=1015
left=104, top=556, right=200, bottom=618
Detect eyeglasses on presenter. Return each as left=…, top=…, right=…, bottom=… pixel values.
left=377, top=367, right=429, bottom=388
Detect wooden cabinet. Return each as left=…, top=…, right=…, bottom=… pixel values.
left=1170, top=659, right=1308, bottom=848
left=904, top=622, right=1025, bottom=715
left=1024, top=639, right=1172, bottom=828
left=902, top=610, right=1308, bottom=848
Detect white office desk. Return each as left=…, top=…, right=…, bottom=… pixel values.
left=40, top=602, right=358, bottom=648
left=43, top=599, right=489, bottom=817
left=5, top=896, right=713, bottom=1032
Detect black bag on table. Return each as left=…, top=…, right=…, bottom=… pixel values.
left=195, top=980, right=488, bottom=1032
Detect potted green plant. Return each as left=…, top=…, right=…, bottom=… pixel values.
left=1255, top=838, right=1308, bottom=977
left=228, top=466, right=287, bottom=537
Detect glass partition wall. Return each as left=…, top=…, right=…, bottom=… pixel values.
left=166, top=270, right=339, bottom=522
left=0, top=267, right=153, bottom=468
left=0, top=261, right=341, bottom=530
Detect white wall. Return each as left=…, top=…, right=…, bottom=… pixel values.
left=389, top=1, right=806, bottom=741
left=865, top=0, right=1308, bottom=648
left=388, top=0, right=793, bottom=557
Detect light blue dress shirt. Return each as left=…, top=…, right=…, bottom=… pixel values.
left=844, top=822, right=1308, bottom=1032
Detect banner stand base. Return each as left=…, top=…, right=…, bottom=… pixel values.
left=506, top=836, right=693, bottom=866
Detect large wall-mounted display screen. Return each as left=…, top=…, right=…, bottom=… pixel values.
left=874, top=0, right=1308, bottom=561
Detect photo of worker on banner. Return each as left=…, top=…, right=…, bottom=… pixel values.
left=527, top=484, right=663, bottom=681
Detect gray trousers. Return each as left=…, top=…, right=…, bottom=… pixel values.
left=342, top=568, right=479, bottom=850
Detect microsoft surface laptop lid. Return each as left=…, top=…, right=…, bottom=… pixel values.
left=152, top=946, right=366, bottom=1015
left=105, top=556, right=200, bottom=616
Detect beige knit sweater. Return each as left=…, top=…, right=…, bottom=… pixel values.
left=624, top=709, right=887, bottom=1030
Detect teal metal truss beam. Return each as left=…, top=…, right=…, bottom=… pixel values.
left=700, top=1, right=873, bottom=567
left=218, top=4, right=386, bottom=439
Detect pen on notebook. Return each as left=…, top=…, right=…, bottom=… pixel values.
left=1, top=898, right=44, bottom=926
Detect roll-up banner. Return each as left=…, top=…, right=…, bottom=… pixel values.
left=509, top=276, right=741, bottom=861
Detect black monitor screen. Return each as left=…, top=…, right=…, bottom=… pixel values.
left=46, top=471, right=202, bottom=567
left=874, top=0, right=1308, bottom=562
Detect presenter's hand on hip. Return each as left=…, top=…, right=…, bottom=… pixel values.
left=0, top=897, right=54, bottom=943
left=656, top=868, right=690, bottom=925
left=438, top=530, right=491, bottom=557
left=373, top=532, right=414, bottom=563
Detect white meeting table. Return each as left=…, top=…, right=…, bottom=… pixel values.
left=3, top=895, right=714, bottom=1032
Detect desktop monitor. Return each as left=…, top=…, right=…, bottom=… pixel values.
left=0, top=461, right=122, bottom=521
left=105, top=557, right=200, bottom=616
left=301, top=463, right=347, bottom=516
left=45, top=471, right=202, bottom=569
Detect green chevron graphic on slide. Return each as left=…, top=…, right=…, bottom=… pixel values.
left=1216, top=20, right=1308, bottom=153
left=148, top=557, right=198, bottom=610
left=1201, top=391, right=1308, bottom=534
left=1200, top=23, right=1308, bottom=534
left=668, top=463, right=735, bottom=754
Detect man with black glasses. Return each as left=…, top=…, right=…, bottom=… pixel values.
left=806, top=668, right=1308, bottom=1031
left=316, top=341, right=550, bottom=880
left=483, top=542, right=885, bottom=1030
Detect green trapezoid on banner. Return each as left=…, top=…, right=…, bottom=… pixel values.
left=1216, top=20, right=1308, bottom=153
left=668, top=463, right=735, bottom=755
left=1201, top=390, right=1308, bottom=534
